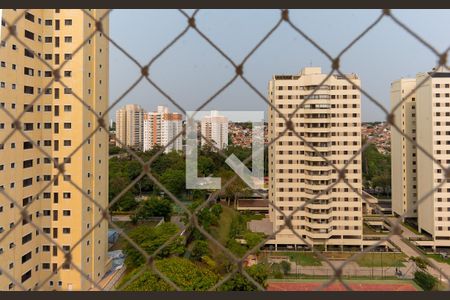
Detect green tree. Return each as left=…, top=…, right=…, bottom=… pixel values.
left=410, top=256, right=429, bottom=271
left=414, top=270, right=438, bottom=291
left=131, top=197, right=173, bottom=223
left=191, top=240, right=210, bottom=261
left=124, top=223, right=185, bottom=269
left=219, top=263, right=269, bottom=291
left=159, top=169, right=186, bottom=198
left=362, top=140, right=391, bottom=194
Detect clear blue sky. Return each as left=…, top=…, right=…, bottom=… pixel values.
left=109, top=9, right=450, bottom=122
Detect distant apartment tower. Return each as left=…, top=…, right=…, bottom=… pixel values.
left=200, top=111, right=228, bottom=150
left=115, top=104, right=144, bottom=150
left=391, top=66, right=450, bottom=249
left=143, top=106, right=183, bottom=153
left=390, top=79, right=417, bottom=219
left=267, top=67, right=363, bottom=251
left=0, top=9, right=109, bottom=290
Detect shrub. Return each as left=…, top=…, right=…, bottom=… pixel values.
left=122, top=257, right=220, bottom=291
left=413, top=270, right=438, bottom=291
left=191, top=240, right=210, bottom=261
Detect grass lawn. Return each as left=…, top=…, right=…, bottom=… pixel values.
left=356, top=252, right=407, bottom=267
left=427, top=254, right=450, bottom=265
left=209, top=205, right=237, bottom=245
left=402, top=222, right=421, bottom=235
left=322, top=252, right=407, bottom=267
left=268, top=252, right=322, bottom=266
left=363, top=224, right=388, bottom=235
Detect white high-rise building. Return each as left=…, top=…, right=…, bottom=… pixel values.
left=115, top=104, right=144, bottom=150
left=267, top=67, right=364, bottom=251
left=143, top=106, right=182, bottom=153
left=391, top=66, right=450, bottom=249
left=200, top=111, right=228, bottom=150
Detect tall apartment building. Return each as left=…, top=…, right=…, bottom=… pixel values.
left=391, top=67, right=450, bottom=249
left=0, top=9, right=109, bottom=290
left=143, top=105, right=183, bottom=153
left=115, top=104, right=144, bottom=150
left=267, top=67, right=363, bottom=251
left=390, top=79, right=417, bottom=219
left=200, top=110, right=228, bottom=150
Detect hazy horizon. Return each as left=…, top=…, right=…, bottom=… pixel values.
left=109, top=9, right=450, bottom=122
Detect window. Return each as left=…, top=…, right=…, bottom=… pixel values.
left=64, top=36, right=72, bottom=43
left=23, top=178, right=33, bottom=187
left=23, top=141, right=33, bottom=149
left=64, top=123, right=71, bottom=129
left=44, top=53, right=52, bottom=60
left=22, top=233, right=32, bottom=245
left=64, top=70, right=71, bottom=77
left=21, top=270, right=32, bottom=283
left=64, top=53, right=72, bottom=60
left=24, top=48, right=34, bottom=58
left=24, top=86, right=34, bottom=94
left=55, top=20, right=60, bottom=30
left=21, top=252, right=32, bottom=264
left=24, top=30, right=34, bottom=40
left=44, top=36, right=52, bottom=43
left=64, top=105, right=72, bottom=112
left=25, top=12, right=35, bottom=22
left=24, top=67, right=34, bottom=76
left=63, top=228, right=71, bottom=234
left=45, top=19, right=52, bottom=26
left=23, top=160, right=33, bottom=169
left=64, top=19, right=72, bottom=26
left=63, top=210, right=71, bottom=216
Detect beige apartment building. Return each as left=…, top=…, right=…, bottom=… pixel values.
left=143, top=105, right=183, bottom=153
left=115, top=104, right=144, bottom=150
left=391, top=67, right=450, bottom=249
left=390, top=79, right=418, bottom=219
left=0, top=9, right=109, bottom=290
left=200, top=110, right=228, bottom=150
left=267, top=67, right=364, bottom=251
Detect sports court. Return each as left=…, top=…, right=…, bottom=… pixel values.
left=267, top=279, right=420, bottom=291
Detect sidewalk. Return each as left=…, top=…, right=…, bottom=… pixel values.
left=91, top=266, right=127, bottom=291
left=389, top=234, right=450, bottom=283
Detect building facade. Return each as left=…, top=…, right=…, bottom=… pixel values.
left=200, top=110, right=228, bottom=150
left=391, top=67, right=450, bottom=249
left=267, top=67, right=363, bottom=251
left=0, top=9, right=109, bottom=290
left=143, top=105, right=182, bottom=153
left=115, top=104, right=144, bottom=150
left=390, top=79, right=417, bottom=219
